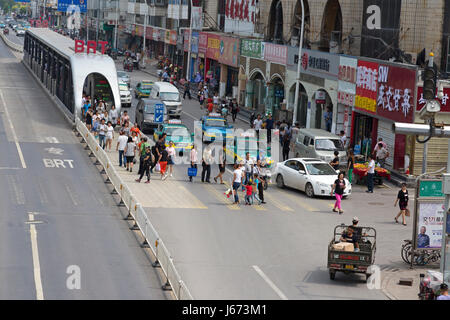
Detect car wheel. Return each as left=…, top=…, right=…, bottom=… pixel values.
left=305, top=183, right=315, bottom=198
left=276, top=174, right=285, bottom=188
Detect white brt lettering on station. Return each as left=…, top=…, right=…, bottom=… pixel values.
left=43, top=159, right=74, bottom=168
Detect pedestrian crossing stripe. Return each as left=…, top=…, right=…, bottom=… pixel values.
left=281, top=192, right=319, bottom=212
left=204, top=183, right=240, bottom=210
left=263, top=192, right=294, bottom=212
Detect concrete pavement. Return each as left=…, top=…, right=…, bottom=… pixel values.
left=0, top=33, right=166, bottom=299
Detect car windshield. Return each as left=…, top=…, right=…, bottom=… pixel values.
left=119, top=84, right=128, bottom=91
left=160, top=92, right=179, bottom=101
left=305, top=163, right=337, bottom=175
left=117, top=72, right=127, bottom=78
left=205, top=119, right=226, bottom=127
left=315, top=139, right=344, bottom=151
left=165, top=127, right=190, bottom=137
left=141, top=83, right=153, bottom=90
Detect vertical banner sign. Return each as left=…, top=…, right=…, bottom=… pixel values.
left=191, top=6, right=203, bottom=30
left=355, top=59, right=378, bottom=114
left=361, top=0, right=402, bottom=59
left=206, top=33, right=221, bottom=60
left=376, top=64, right=416, bottom=123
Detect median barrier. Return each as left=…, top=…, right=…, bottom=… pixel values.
left=75, top=117, right=193, bottom=300
left=0, top=32, right=24, bottom=52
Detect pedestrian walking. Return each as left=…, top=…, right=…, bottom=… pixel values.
left=124, top=136, right=136, bottom=172
left=365, top=155, right=375, bottom=193
left=120, top=110, right=130, bottom=126
left=122, top=121, right=130, bottom=137
left=206, top=98, right=214, bottom=114
left=347, top=149, right=355, bottom=184
left=135, top=146, right=152, bottom=184
left=159, top=147, right=169, bottom=180
left=137, top=137, right=150, bottom=176
left=150, top=133, right=166, bottom=173
left=214, top=146, right=226, bottom=184
left=85, top=107, right=93, bottom=130
left=109, top=105, right=118, bottom=127
left=130, top=123, right=141, bottom=138
left=201, top=144, right=212, bottom=183
left=242, top=153, right=251, bottom=191
left=116, top=130, right=128, bottom=167
left=394, top=183, right=409, bottom=226
left=331, top=172, right=346, bottom=214
left=245, top=181, right=253, bottom=205
left=282, top=134, right=290, bottom=161
left=189, top=144, right=198, bottom=182
left=252, top=173, right=262, bottom=205
left=265, top=114, right=274, bottom=144
left=183, top=80, right=191, bottom=99
left=330, top=150, right=340, bottom=170
left=166, top=141, right=176, bottom=177
left=98, top=119, right=107, bottom=149
left=105, top=121, right=114, bottom=151
left=232, top=164, right=243, bottom=204
left=339, top=130, right=347, bottom=149
left=253, top=114, right=263, bottom=140
left=231, top=99, right=238, bottom=123
left=199, top=89, right=205, bottom=107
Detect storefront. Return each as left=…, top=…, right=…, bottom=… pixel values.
left=205, top=33, right=221, bottom=93
left=264, top=43, right=287, bottom=117
left=351, top=58, right=418, bottom=171
left=287, top=47, right=339, bottom=131
left=218, top=35, right=240, bottom=98
left=241, top=39, right=267, bottom=112
left=337, top=56, right=357, bottom=136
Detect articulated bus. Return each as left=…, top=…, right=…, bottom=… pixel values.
left=23, top=28, right=121, bottom=119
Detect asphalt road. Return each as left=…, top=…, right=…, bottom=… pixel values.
left=112, top=62, right=413, bottom=299
left=0, top=35, right=166, bottom=299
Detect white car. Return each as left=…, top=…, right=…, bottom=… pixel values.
left=16, top=28, right=25, bottom=36
left=274, top=158, right=351, bottom=198
left=118, top=82, right=131, bottom=108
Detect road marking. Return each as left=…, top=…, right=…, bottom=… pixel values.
left=263, top=192, right=294, bottom=212
left=64, top=183, right=78, bottom=206
left=0, top=91, right=26, bottom=169
left=281, top=192, right=319, bottom=212
left=205, top=183, right=240, bottom=210
left=28, top=212, right=44, bottom=300
left=7, top=174, right=25, bottom=205
left=252, top=265, right=288, bottom=300
left=45, top=137, right=59, bottom=144
left=45, top=147, right=64, bottom=155
left=0, top=167, right=21, bottom=170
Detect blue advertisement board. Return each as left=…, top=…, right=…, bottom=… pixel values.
left=57, top=0, right=87, bottom=13
left=14, top=0, right=31, bottom=3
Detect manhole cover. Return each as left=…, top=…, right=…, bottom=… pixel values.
left=368, top=202, right=385, bottom=206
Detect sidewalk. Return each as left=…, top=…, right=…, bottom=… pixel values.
left=381, top=267, right=438, bottom=300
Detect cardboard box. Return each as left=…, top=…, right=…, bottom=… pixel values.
left=332, top=242, right=354, bottom=251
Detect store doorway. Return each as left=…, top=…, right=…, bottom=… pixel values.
left=353, top=113, right=374, bottom=157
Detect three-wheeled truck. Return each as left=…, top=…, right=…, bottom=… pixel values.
left=327, top=224, right=377, bottom=280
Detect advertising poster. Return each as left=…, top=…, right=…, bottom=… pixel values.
left=57, top=0, right=87, bottom=13
left=417, top=202, right=444, bottom=249
left=206, top=33, right=220, bottom=60
left=219, top=36, right=239, bottom=67
left=361, top=0, right=402, bottom=60
left=355, top=59, right=378, bottom=114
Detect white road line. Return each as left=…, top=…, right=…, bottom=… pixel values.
left=182, top=110, right=200, bottom=121
left=28, top=213, right=44, bottom=300
left=252, top=265, right=288, bottom=300
left=0, top=91, right=27, bottom=169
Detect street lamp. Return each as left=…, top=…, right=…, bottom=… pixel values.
left=292, top=0, right=305, bottom=126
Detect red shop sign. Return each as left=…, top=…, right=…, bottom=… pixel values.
left=206, top=33, right=220, bottom=60
left=338, top=91, right=355, bottom=106
left=355, top=60, right=378, bottom=114
left=199, top=32, right=208, bottom=54
left=376, top=64, right=416, bottom=123
left=417, top=86, right=450, bottom=112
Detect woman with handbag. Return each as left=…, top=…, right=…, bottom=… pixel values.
left=166, top=141, right=176, bottom=178
left=394, top=183, right=409, bottom=226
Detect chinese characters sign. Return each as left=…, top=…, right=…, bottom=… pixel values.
left=338, top=56, right=357, bottom=106
left=199, top=32, right=208, bottom=55
left=263, top=43, right=287, bottom=65
left=206, top=34, right=221, bottom=60
left=376, top=63, right=415, bottom=123
left=287, top=47, right=339, bottom=80
left=240, top=39, right=262, bottom=59
left=417, top=202, right=444, bottom=249
left=417, top=86, right=450, bottom=112
left=355, top=60, right=378, bottom=114
left=219, top=36, right=239, bottom=67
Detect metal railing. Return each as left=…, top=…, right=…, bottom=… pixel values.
left=0, top=32, right=24, bottom=53
left=75, top=117, right=193, bottom=300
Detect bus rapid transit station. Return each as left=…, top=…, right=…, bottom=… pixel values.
left=23, top=28, right=121, bottom=118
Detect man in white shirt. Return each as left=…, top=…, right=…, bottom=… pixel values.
left=116, top=130, right=128, bottom=167
left=339, top=130, right=347, bottom=149
left=375, top=142, right=389, bottom=167
left=365, top=155, right=375, bottom=193
left=189, top=145, right=198, bottom=182
left=253, top=114, right=263, bottom=139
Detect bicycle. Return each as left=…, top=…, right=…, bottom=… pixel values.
left=401, top=240, right=441, bottom=265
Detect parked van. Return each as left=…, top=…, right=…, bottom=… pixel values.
left=293, top=128, right=347, bottom=164
left=149, top=81, right=182, bottom=118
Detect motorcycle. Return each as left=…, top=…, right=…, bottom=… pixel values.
left=123, top=58, right=133, bottom=72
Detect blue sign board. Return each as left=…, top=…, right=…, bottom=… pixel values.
left=14, top=0, right=30, bottom=3
left=57, top=0, right=87, bottom=13
left=154, top=103, right=164, bottom=124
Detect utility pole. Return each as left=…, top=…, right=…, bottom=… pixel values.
left=292, top=0, right=305, bottom=126
left=114, top=0, right=119, bottom=49
left=185, top=0, right=193, bottom=81
left=142, top=9, right=147, bottom=68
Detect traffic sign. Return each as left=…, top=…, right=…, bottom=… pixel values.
left=154, top=103, right=164, bottom=124
left=419, top=180, right=444, bottom=198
